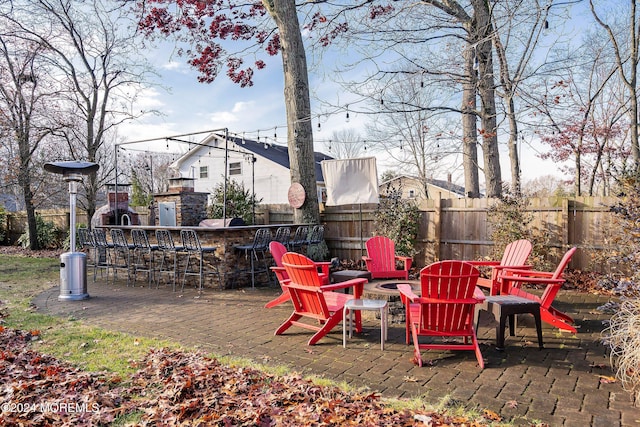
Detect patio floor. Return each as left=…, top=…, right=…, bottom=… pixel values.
left=34, top=278, right=639, bottom=426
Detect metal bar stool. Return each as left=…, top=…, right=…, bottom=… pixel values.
left=131, top=229, right=158, bottom=287
left=77, top=227, right=96, bottom=270
left=92, top=228, right=112, bottom=283
left=233, top=228, right=272, bottom=289
left=110, top=228, right=132, bottom=286
left=306, top=224, right=325, bottom=256
left=180, top=229, right=221, bottom=292
left=155, top=229, right=182, bottom=291
left=273, top=226, right=291, bottom=247
left=287, top=225, right=309, bottom=252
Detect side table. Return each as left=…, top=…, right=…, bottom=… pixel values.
left=477, top=295, right=544, bottom=350
left=343, top=299, right=388, bottom=350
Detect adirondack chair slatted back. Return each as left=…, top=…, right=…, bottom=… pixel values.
left=269, top=241, right=290, bottom=282
left=500, top=239, right=533, bottom=267
left=282, top=252, right=330, bottom=320
left=365, top=236, right=396, bottom=273
left=418, top=261, right=480, bottom=333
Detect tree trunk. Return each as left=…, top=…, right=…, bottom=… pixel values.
left=473, top=0, right=502, bottom=198
left=462, top=45, right=480, bottom=198
left=17, top=132, right=39, bottom=249
left=267, top=0, right=320, bottom=225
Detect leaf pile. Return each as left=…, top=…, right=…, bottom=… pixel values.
left=129, top=348, right=487, bottom=426
left=1, top=326, right=490, bottom=426
left=0, top=327, right=130, bottom=425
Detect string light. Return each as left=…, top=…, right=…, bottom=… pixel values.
left=317, top=122, right=321, bottom=131
left=241, top=132, right=246, bottom=145
left=274, top=126, right=277, bottom=139
left=345, top=105, right=350, bottom=123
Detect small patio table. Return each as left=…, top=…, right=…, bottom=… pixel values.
left=343, top=299, right=388, bottom=351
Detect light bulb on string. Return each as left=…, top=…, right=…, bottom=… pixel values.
left=274, top=127, right=277, bottom=139
left=317, top=121, right=321, bottom=131
left=345, top=105, right=350, bottom=123
left=241, top=132, right=246, bottom=145
left=328, top=139, right=332, bottom=151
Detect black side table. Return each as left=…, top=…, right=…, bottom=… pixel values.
left=477, top=295, right=544, bottom=351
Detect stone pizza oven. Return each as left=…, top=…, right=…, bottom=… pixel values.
left=91, top=184, right=140, bottom=227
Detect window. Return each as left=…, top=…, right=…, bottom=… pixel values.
left=229, top=162, right=242, bottom=175
left=408, top=190, right=415, bottom=198
left=199, top=166, right=208, bottom=179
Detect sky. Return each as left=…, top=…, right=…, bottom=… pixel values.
left=117, top=5, right=585, bottom=188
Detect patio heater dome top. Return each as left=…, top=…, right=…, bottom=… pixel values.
left=44, top=161, right=99, bottom=177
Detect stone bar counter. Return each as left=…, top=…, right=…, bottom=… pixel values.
left=98, top=224, right=300, bottom=289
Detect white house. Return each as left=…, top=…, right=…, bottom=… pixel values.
left=170, top=133, right=333, bottom=205
left=379, top=174, right=466, bottom=200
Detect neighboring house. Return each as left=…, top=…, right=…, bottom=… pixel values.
left=379, top=175, right=466, bottom=200
left=170, top=133, right=333, bottom=205
left=0, top=194, right=19, bottom=211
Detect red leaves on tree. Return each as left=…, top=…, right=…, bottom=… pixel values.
left=135, top=0, right=276, bottom=86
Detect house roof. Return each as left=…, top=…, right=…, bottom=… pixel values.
left=380, top=174, right=466, bottom=197
left=172, top=133, right=333, bottom=182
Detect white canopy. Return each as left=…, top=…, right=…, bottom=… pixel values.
left=321, top=157, right=379, bottom=206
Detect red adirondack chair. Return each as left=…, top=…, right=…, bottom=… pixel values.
left=265, top=241, right=331, bottom=308
left=276, top=252, right=366, bottom=345
left=398, top=261, right=484, bottom=368
left=499, top=247, right=578, bottom=333
left=362, top=236, right=413, bottom=280
left=467, top=239, right=533, bottom=295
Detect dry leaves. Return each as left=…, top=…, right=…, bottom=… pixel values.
left=1, top=327, right=494, bottom=426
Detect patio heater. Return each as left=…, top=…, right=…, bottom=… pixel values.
left=44, top=161, right=100, bottom=301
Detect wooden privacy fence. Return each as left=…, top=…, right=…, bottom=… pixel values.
left=4, top=197, right=619, bottom=273
left=317, top=196, right=619, bottom=273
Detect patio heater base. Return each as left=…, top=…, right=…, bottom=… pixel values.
left=59, top=252, right=90, bottom=301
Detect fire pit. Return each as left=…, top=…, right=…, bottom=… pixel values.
left=363, top=280, right=421, bottom=324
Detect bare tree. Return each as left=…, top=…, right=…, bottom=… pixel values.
left=4, top=0, right=158, bottom=226
left=324, top=128, right=365, bottom=159
left=591, top=0, right=640, bottom=172
left=0, top=23, right=60, bottom=249
left=365, top=72, right=462, bottom=196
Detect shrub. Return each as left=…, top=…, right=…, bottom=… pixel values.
left=486, top=190, right=556, bottom=270
left=17, top=213, right=62, bottom=249
left=207, top=179, right=261, bottom=226
left=373, top=181, right=420, bottom=257
left=600, top=175, right=640, bottom=400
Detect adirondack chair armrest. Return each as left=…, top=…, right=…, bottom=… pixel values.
left=501, top=275, right=564, bottom=285
left=321, top=278, right=367, bottom=297
left=395, top=256, right=413, bottom=271
left=492, top=264, right=533, bottom=271
left=417, top=297, right=480, bottom=305
left=270, top=266, right=288, bottom=283
left=314, top=261, right=332, bottom=276
left=397, top=283, right=419, bottom=304
left=501, top=267, right=550, bottom=277
left=466, top=260, right=501, bottom=267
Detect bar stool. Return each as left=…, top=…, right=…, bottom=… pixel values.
left=77, top=228, right=96, bottom=270
left=181, top=229, right=222, bottom=292
left=92, top=228, right=112, bottom=282
left=287, top=225, right=309, bottom=252
left=110, top=229, right=132, bottom=286
left=306, top=224, right=324, bottom=256
left=155, top=229, right=181, bottom=291
left=273, top=226, right=291, bottom=247
left=233, top=228, right=272, bottom=289
left=131, top=229, right=158, bottom=287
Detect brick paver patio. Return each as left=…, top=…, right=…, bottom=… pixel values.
left=34, top=280, right=639, bottom=426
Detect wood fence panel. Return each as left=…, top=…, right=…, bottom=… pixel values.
left=4, top=197, right=623, bottom=273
